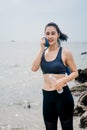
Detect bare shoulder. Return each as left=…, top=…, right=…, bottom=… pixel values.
left=62, top=47, right=73, bottom=57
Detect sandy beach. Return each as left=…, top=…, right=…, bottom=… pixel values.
left=0, top=41, right=87, bottom=130
left=0, top=103, right=86, bottom=130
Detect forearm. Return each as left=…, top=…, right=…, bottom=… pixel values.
left=31, top=47, right=44, bottom=71
left=55, top=71, right=78, bottom=91
left=65, top=71, right=78, bottom=83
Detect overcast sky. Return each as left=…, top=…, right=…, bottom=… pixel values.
left=0, top=0, right=87, bottom=42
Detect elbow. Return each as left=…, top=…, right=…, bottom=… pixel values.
left=31, top=68, right=37, bottom=72
left=31, top=66, right=39, bottom=72
left=31, top=67, right=35, bottom=72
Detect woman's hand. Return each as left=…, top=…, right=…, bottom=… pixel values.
left=31, top=37, right=46, bottom=72
left=40, top=37, right=46, bottom=49
left=55, top=77, right=67, bottom=91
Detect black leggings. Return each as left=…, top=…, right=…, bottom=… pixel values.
left=42, top=86, right=74, bottom=130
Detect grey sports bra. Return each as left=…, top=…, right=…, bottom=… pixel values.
left=40, top=47, right=67, bottom=74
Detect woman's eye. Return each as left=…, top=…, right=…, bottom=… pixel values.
left=51, top=32, right=56, bottom=35
left=46, top=32, right=49, bottom=35
left=46, top=31, right=56, bottom=35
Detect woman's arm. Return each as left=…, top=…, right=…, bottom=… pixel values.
left=65, top=49, right=78, bottom=82
left=55, top=49, right=78, bottom=91
left=31, top=38, right=45, bottom=72
left=31, top=47, right=44, bottom=72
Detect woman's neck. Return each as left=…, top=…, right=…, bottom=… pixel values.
left=48, top=42, right=59, bottom=51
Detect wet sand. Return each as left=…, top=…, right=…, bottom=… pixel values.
left=0, top=103, right=86, bottom=130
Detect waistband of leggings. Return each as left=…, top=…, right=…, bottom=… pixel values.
left=42, top=85, right=69, bottom=93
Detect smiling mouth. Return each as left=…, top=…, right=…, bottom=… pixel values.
left=48, top=39, right=53, bottom=42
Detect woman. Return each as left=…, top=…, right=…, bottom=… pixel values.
left=31, top=22, right=78, bottom=130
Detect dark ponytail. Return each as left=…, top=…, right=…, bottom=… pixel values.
left=45, top=22, right=68, bottom=42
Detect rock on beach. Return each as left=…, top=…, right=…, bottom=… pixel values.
left=71, top=68, right=87, bottom=129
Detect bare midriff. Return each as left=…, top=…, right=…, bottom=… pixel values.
left=42, top=74, right=66, bottom=91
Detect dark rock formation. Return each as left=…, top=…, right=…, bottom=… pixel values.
left=70, top=83, right=87, bottom=96
left=74, top=92, right=87, bottom=128
left=71, top=68, right=87, bottom=128
left=81, top=51, right=87, bottom=55
left=74, top=105, right=86, bottom=116
left=80, top=111, right=87, bottom=128
left=74, top=92, right=87, bottom=116
left=75, top=68, right=87, bottom=83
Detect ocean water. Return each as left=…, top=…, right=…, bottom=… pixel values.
left=0, top=41, right=87, bottom=105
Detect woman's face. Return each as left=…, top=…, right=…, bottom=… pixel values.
left=45, top=26, right=60, bottom=45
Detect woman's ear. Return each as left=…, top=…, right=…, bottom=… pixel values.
left=57, top=33, right=60, bottom=38
left=58, top=33, right=60, bottom=38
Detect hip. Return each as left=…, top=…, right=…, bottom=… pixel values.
left=42, top=85, right=74, bottom=103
